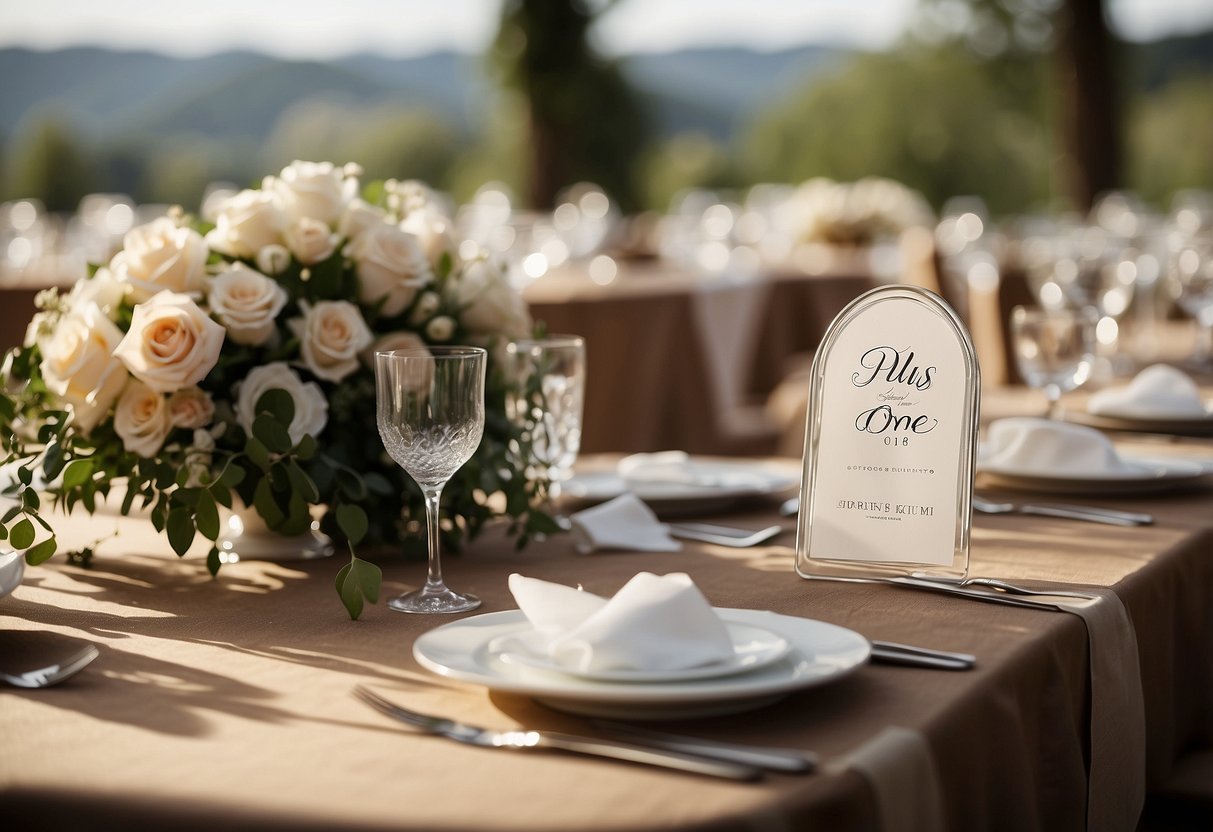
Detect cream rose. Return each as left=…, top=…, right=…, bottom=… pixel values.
left=38, top=302, right=129, bottom=433
left=451, top=254, right=532, bottom=338
left=255, top=244, right=291, bottom=276
left=167, top=387, right=215, bottom=429
left=285, top=217, right=339, bottom=265
left=347, top=224, right=433, bottom=317
left=109, top=217, right=208, bottom=302
left=400, top=206, right=455, bottom=268
left=289, top=300, right=373, bottom=383
left=360, top=330, right=426, bottom=366
left=67, top=267, right=128, bottom=319
left=274, top=160, right=353, bottom=226
left=114, top=380, right=172, bottom=457
left=208, top=263, right=288, bottom=346
left=407, top=290, right=442, bottom=326
left=114, top=292, right=226, bottom=394
left=206, top=188, right=286, bottom=259
left=235, top=362, right=328, bottom=446
left=338, top=198, right=387, bottom=241
left=425, top=315, right=455, bottom=342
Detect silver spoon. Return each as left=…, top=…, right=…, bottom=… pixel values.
left=0, top=643, right=99, bottom=688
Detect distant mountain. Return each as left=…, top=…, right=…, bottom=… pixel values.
left=0, top=32, right=1207, bottom=149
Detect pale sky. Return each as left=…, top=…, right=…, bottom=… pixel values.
left=0, top=0, right=1210, bottom=58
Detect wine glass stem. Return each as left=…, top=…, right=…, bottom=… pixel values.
left=422, top=487, right=447, bottom=592
left=1045, top=385, right=1061, bottom=419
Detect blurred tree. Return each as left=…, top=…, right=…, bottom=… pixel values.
left=492, top=0, right=650, bottom=210
left=640, top=133, right=737, bottom=212
left=742, top=46, right=1051, bottom=215
left=912, top=0, right=1122, bottom=210
left=4, top=116, right=97, bottom=211
left=1127, top=74, right=1213, bottom=204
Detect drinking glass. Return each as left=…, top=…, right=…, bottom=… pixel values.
left=1168, top=230, right=1213, bottom=365
left=505, top=336, right=586, bottom=525
left=375, top=346, right=486, bottom=614
left=1010, top=306, right=1097, bottom=418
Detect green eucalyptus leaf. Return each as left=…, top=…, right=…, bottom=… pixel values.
left=42, top=441, right=65, bottom=479
left=1, top=505, right=20, bottom=525
left=195, top=490, right=220, bottom=541
left=246, top=437, right=271, bottom=471
left=286, top=461, right=320, bottom=503
left=219, top=464, right=246, bottom=487
left=21, top=488, right=40, bottom=511
left=334, top=561, right=352, bottom=595
left=254, top=478, right=285, bottom=527
left=256, top=389, right=296, bottom=425
left=0, top=524, right=6, bottom=540
left=351, top=557, right=382, bottom=604
left=295, top=434, right=317, bottom=460
left=206, top=546, right=222, bottom=578
left=24, top=537, right=56, bottom=565
left=363, top=472, right=393, bottom=496
left=62, top=458, right=94, bottom=490
left=335, top=504, right=368, bottom=546
left=17, top=466, right=32, bottom=486
left=121, top=485, right=138, bottom=516
left=167, top=507, right=195, bottom=556
left=209, top=483, right=232, bottom=509
left=253, top=414, right=293, bottom=454
left=335, top=468, right=368, bottom=501
left=10, top=518, right=35, bottom=549
left=337, top=563, right=364, bottom=620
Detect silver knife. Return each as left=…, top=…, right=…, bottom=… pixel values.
left=591, top=720, right=817, bottom=772
left=354, top=686, right=763, bottom=781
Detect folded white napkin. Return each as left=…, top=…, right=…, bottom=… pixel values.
left=568, top=493, right=680, bottom=554
left=618, top=451, right=772, bottom=490
left=494, top=572, right=735, bottom=674
left=981, top=417, right=1138, bottom=476
left=1088, top=364, right=1211, bottom=419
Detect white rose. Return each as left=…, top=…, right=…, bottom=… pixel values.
left=407, top=290, right=442, bottom=326
left=274, top=160, right=354, bottom=226
left=206, top=189, right=286, bottom=259
left=285, top=216, right=339, bottom=265
left=208, top=263, right=288, bottom=346
left=360, top=330, right=426, bottom=366
left=109, top=217, right=208, bottom=302
left=289, top=300, right=373, bottom=383
left=67, top=267, right=128, bottom=319
left=425, top=315, right=455, bottom=342
left=346, top=224, right=433, bottom=317
left=255, top=244, right=291, bottom=276
left=114, top=380, right=172, bottom=458
left=451, top=255, right=532, bottom=338
left=114, top=292, right=226, bottom=394
left=38, top=302, right=129, bottom=433
left=338, top=198, right=387, bottom=241
left=167, top=387, right=215, bottom=429
left=235, top=362, right=328, bottom=446
left=400, top=206, right=454, bottom=268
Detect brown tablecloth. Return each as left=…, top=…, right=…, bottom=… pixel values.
left=2, top=437, right=1211, bottom=831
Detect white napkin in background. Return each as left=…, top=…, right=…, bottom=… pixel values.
left=981, top=417, right=1139, bottom=476
left=494, top=572, right=735, bottom=674
left=618, top=451, right=772, bottom=490
left=1088, top=364, right=1211, bottom=419
left=568, top=493, right=680, bottom=554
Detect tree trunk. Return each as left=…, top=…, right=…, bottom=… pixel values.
left=1055, top=0, right=1121, bottom=211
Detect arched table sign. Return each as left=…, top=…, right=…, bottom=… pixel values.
left=796, top=285, right=979, bottom=582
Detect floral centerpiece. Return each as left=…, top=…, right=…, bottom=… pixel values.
left=1, top=161, right=558, bottom=618
left=782, top=176, right=933, bottom=247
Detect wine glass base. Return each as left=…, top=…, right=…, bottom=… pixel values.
left=388, top=588, right=481, bottom=615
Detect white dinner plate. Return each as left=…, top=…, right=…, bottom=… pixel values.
left=493, top=621, right=791, bottom=683
left=413, top=608, right=870, bottom=719
left=1064, top=410, right=1213, bottom=439
left=565, top=458, right=800, bottom=515
left=977, top=456, right=1207, bottom=495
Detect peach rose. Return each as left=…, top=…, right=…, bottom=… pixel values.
left=167, top=387, right=215, bottom=429
left=206, top=188, right=286, bottom=260
left=207, top=263, right=288, bottom=346
left=114, top=292, right=226, bottom=394
left=38, top=302, right=129, bottom=433
left=346, top=224, right=432, bottom=317
left=289, top=300, right=373, bottom=383
left=114, top=380, right=172, bottom=457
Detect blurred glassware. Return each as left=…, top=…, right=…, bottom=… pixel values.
left=935, top=196, right=1004, bottom=319
left=1166, top=228, right=1213, bottom=365
left=1010, top=306, right=1097, bottom=417
left=505, top=335, right=586, bottom=527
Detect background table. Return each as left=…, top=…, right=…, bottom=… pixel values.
left=2, top=427, right=1211, bottom=830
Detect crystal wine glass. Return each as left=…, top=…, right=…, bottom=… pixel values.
left=375, top=346, right=485, bottom=614
left=1168, top=229, right=1213, bottom=365
left=505, top=336, right=586, bottom=527
left=1010, top=306, right=1097, bottom=418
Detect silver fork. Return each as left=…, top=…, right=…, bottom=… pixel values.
left=666, top=523, right=784, bottom=547
left=916, top=574, right=1102, bottom=601
left=0, top=643, right=99, bottom=688
left=352, top=686, right=762, bottom=781
left=972, top=496, right=1153, bottom=526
